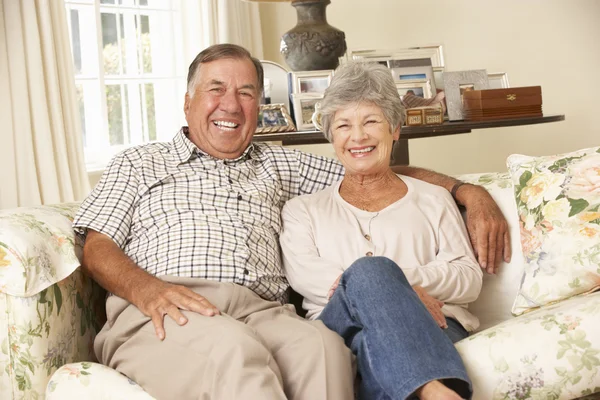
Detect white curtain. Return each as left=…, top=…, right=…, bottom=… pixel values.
left=0, top=0, right=90, bottom=209
left=181, top=0, right=264, bottom=66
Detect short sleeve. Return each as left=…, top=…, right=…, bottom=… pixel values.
left=72, top=151, right=140, bottom=248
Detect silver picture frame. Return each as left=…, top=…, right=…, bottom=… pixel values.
left=395, top=79, right=433, bottom=100
left=290, top=70, right=334, bottom=95
left=443, top=70, right=490, bottom=121
left=292, top=93, right=324, bottom=131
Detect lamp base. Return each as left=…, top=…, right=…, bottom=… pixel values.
left=280, top=0, right=347, bottom=71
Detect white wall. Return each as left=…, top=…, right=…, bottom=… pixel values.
left=259, top=0, right=600, bottom=174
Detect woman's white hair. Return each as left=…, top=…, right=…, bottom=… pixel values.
left=318, top=61, right=406, bottom=142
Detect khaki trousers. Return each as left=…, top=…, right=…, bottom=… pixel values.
left=94, top=276, right=354, bottom=400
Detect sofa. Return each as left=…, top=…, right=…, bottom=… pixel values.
left=0, top=148, right=599, bottom=399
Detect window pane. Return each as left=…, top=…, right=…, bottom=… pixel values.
left=144, top=83, right=156, bottom=141
left=106, top=84, right=124, bottom=145
left=76, top=84, right=87, bottom=146
left=69, top=10, right=82, bottom=74
left=101, top=13, right=121, bottom=74
left=140, top=15, right=152, bottom=74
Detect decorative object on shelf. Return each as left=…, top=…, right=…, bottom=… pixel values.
left=348, top=45, right=445, bottom=90
left=405, top=105, right=444, bottom=126
left=292, top=93, right=323, bottom=130
left=488, top=72, right=510, bottom=89
left=462, top=86, right=543, bottom=121
left=443, top=70, right=490, bottom=121
left=261, top=60, right=291, bottom=113
left=279, top=0, right=347, bottom=71
left=290, top=69, right=334, bottom=95
left=402, top=90, right=447, bottom=115
left=395, top=79, right=433, bottom=100
left=391, top=65, right=436, bottom=94
left=256, top=104, right=297, bottom=134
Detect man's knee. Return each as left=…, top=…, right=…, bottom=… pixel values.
left=342, top=256, right=409, bottom=288
left=299, top=321, right=352, bottom=361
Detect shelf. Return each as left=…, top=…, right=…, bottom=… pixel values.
left=252, top=114, right=565, bottom=146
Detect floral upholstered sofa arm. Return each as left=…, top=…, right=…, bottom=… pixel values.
left=0, top=203, right=106, bottom=399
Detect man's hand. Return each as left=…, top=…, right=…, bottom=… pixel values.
left=134, top=280, right=220, bottom=341
left=413, top=285, right=446, bottom=328
left=456, top=184, right=512, bottom=274
left=327, top=274, right=342, bottom=301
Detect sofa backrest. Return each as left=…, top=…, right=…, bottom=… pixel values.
left=455, top=172, right=524, bottom=332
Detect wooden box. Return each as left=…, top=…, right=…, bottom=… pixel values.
left=406, top=105, right=444, bottom=126
left=462, top=86, right=542, bottom=121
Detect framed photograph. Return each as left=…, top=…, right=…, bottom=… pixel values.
left=292, top=94, right=323, bottom=131
left=391, top=65, right=436, bottom=94
left=256, top=104, right=296, bottom=134
left=395, top=79, right=433, bottom=100
left=488, top=72, right=510, bottom=89
left=443, top=70, right=490, bottom=121
left=290, top=70, right=334, bottom=95
left=349, top=45, right=445, bottom=69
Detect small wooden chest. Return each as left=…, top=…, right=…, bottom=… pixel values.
left=462, top=86, right=542, bottom=121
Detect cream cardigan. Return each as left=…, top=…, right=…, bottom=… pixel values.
left=280, top=175, right=483, bottom=331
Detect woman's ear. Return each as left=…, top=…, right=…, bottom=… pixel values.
left=392, top=124, right=401, bottom=141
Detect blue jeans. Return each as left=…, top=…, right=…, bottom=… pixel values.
left=318, top=257, right=472, bottom=400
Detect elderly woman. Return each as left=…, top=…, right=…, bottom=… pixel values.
left=279, top=62, right=482, bottom=400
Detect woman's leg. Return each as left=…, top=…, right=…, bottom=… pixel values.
left=319, top=256, right=472, bottom=400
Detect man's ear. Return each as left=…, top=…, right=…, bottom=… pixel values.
left=183, top=93, right=191, bottom=117
left=392, top=124, right=401, bottom=141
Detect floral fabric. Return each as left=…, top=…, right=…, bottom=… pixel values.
left=0, top=269, right=106, bottom=399
left=456, top=291, right=600, bottom=400
left=46, top=362, right=154, bottom=400
left=507, top=147, right=600, bottom=315
left=0, top=203, right=83, bottom=297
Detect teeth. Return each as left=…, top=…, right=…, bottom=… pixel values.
left=350, top=146, right=374, bottom=154
left=214, top=120, right=239, bottom=129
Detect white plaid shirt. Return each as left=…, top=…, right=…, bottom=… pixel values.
left=73, top=128, right=344, bottom=302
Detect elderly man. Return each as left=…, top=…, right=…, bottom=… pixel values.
left=74, top=43, right=510, bottom=400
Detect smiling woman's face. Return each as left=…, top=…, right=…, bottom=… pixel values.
left=331, top=102, right=400, bottom=177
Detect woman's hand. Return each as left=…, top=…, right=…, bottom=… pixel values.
left=413, top=285, right=447, bottom=328
left=327, top=274, right=342, bottom=300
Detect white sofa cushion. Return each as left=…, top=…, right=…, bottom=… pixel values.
left=454, top=172, right=525, bottom=331
left=507, top=147, right=600, bottom=315
left=0, top=203, right=82, bottom=297
left=456, top=291, right=600, bottom=400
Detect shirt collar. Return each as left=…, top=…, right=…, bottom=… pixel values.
left=172, top=127, right=257, bottom=165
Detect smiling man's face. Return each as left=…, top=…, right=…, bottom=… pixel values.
left=184, top=57, right=260, bottom=159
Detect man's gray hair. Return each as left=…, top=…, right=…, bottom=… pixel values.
left=187, top=44, right=264, bottom=98
left=319, top=61, right=406, bottom=142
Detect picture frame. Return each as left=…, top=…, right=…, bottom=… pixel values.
left=292, top=94, right=324, bottom=131
left=260, top=60, right=291, bottom=115
left=349, top=45, right=445, bottom=69
left=255, top=103, right=296, bottom=134
left=391, top=65, right=436, bottom=94
left=488, top=72, right=510, bottom=89
left=395, top=79, right=433, bottom=100
left=290, top=70, right=334, bottom=95
left=442, top=70, right=490, bottom=121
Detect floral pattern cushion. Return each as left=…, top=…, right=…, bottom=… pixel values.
left=46, top=362, right=154, bottom=400
left=507, top=147, right=600, bottom=315
left=456, top=291, right=600, bottom=400
left=0, top=203, right=83, bottom=297
left=0, top=269, right=106, bottom=399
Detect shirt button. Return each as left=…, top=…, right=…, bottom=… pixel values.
left=366, top=251, right=373, bottom=257
left=243, top=268, right=249, bottom=275
left=228, top=178, right=233, bottom=184
left=364, top=234, right=371, bottom=241
left=237, top=194, right=242, bottom=201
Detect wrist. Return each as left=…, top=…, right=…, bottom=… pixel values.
left=451, top=182, right=478, bottom=207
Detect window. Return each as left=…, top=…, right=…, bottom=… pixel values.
left=64, top=0, right=186, bottom=171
